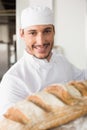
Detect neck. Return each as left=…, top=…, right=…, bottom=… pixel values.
left=47, top=52, right=52, bottom=62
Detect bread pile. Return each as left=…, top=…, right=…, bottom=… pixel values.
left=0, top=80, right=87, bottom=130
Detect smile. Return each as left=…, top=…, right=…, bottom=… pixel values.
left=33, top=43, right=50, bottom=53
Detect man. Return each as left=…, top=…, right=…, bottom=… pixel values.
left=0, top=6, right=87, bottom=128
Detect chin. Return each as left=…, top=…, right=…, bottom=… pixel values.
left=34, top=51, right=52, bottom=60
left=35, top=56, right=46, bottom=59
left=34, top=54, right=49, bottom=59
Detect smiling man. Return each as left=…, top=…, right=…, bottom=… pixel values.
left=20, top=25, right=54, bottom=61
left=0, top=6, right=87, bottom=123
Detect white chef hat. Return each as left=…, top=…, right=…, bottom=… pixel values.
left=21, top=6, right=54, bottom=29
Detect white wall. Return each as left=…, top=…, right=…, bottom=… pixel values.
left=16, top=0, right=29, bottom=59
left=54, top=0, right=87, bottom=69
left=85, top=0, right=87, bottom=64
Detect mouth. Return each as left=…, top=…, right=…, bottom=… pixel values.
left=33, top=43, right=50, bottom=53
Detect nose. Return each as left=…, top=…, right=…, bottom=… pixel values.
left=36, top=33, right=45, bottom=45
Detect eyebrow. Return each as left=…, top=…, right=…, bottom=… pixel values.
left=27, top=30, right=36, bottom=32
left=44, top=27, right=53, bottom=30
left=26, top=26, right=53, bottom=32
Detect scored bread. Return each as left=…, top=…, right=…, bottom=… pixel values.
left=0, top=80, right=87, bottom=130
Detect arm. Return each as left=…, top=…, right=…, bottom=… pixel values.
left=0, top=74, right=30, bottom=117
left=60, top=55, right=87, bottom=81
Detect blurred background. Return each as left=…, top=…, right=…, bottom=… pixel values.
left=0, top=0, right=16, bottom=80
left=0, top=0, right=87, bottom=80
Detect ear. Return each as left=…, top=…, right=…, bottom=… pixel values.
left=53, top=26, right=55, bottom=34
left=19, top=28, right=24, bottom=38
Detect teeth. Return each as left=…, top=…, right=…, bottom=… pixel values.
left=35, top=44, right=48, bottom=49
left=34, top=45, right=47, bottom=53
left=36, top=46, right=45, bottom=49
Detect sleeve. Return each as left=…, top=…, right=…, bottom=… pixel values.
left=60, top=55, right=87, bottom=81
left=0, top=74, right=30, bottom=117
left=71, top=64, right=87, bottom=81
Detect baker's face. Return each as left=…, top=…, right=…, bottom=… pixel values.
left=20, top=25, right=55, bottom=61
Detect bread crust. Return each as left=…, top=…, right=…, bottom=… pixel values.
left=0, top=80, right=87, bottom=130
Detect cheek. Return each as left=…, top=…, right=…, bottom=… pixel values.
left=48, top=37, right=54, bottom=44
left=47, top=34, right=54, bottom=41
left=24, top=37, right=34, bottom=47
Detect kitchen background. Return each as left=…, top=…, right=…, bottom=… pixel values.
left=0, top=0, right=87, bottom=80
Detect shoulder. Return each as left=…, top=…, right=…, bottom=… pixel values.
left=1, top=57, right=24, bottom=79
left=53, top=52, right=69, bottom=62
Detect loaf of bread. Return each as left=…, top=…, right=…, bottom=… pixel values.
left=0, top=80, right=87, bottom=130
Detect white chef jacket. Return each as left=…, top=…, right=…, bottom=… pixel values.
left=0, top=51, right=87, bottom=119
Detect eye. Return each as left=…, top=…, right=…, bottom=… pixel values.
left=28, top=31, right=37, bottom=36
left=44, top=29, right=51, bottom=34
